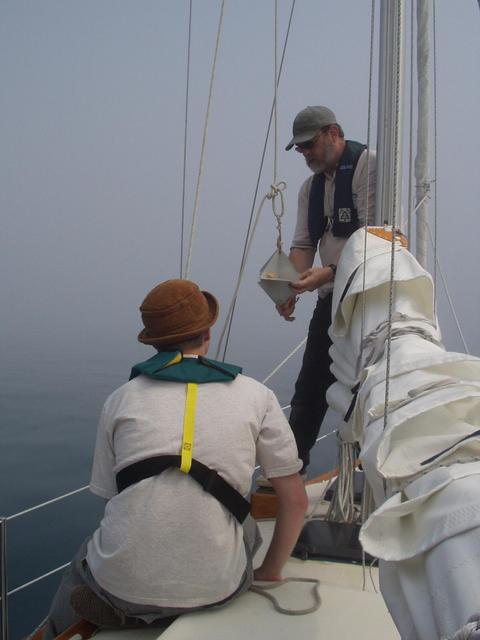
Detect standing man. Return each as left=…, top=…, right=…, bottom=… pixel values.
left=43, top=279, right=307, bottom=638
left=279, top=105, right=376, bottom=472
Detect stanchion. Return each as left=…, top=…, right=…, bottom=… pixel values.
left=0, top=517, right=8, bottom=640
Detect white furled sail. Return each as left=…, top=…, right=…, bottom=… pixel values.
left=328, top=228, right=480, bottom=639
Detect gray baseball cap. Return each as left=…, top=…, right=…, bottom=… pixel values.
left=285, top=106, right=337, bottom=150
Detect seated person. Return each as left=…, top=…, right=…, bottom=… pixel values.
left=42, top=278, right=307, bottom=638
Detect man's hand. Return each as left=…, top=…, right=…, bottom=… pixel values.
left=253, top=566, right=282, bottom=582
left=276, top=296, right=296, bottom=322
left=289, top=266, right=334, bottom=295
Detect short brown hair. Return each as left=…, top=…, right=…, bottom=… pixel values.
left=158, top=334, right=204, bottom=353
left=322, top=123, right=345, bottom=138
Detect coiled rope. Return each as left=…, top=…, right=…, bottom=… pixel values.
left=326, top=435, right=357, bottom=524
left=267, top=181, right=286, bottom=252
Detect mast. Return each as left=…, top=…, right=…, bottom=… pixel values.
left=414, top=0, right=431, bottom=267
left=374, top=0, right=405, bottom=227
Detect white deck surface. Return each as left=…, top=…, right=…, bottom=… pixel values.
left=96, top=519, right=399, bottom=639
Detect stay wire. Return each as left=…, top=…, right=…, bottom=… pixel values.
left=432, top=0, right=439, bottom=306
left=215, top=192, right=272, bottom=360
left=359, top=0, right=376, bottom=373
left=271, top=0, right=285, bottom=253
left=383, top=0, right=404, bottom=439
left=180, top=0, right=193, bottom=278
left=407, top=0, right=415, bottom=244
left=274, top=0, right=278, bottom=186
left=220, top=0, right=297, bottom=361
left=425, top=221, right=470, bottom=354
left=184, top=0, right=225, bottom=279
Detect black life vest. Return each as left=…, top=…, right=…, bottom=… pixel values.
left=307, top=140, right=366, bottom=246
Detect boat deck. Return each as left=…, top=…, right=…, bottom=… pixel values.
left=96, top=519, right=399, bottom=640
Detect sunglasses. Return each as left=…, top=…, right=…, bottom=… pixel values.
left=295, top=135, right=320, bottom=151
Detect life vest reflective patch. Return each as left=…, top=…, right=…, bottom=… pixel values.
left=338, top=208, right=352, bottom=222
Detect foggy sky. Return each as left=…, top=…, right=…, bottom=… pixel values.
left=2, top=0, right=479, bottom=381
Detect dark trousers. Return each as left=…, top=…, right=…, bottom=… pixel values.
left=289, top=294, right=335, bottom=470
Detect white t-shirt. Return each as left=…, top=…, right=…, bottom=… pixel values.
left=87, top=366, right=301, bottom=607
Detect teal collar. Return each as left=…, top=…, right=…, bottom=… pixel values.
left=130, top=351, right=242, bottom=384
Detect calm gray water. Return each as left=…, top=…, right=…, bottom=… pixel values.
left=1, top=343, right=337, bottom=640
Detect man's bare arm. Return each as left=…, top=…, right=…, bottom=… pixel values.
left=253, top=473, right=307, bottom=581
left=289, top=247, right=316, bottom=273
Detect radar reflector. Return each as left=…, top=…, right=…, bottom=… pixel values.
left=258, top=250, right=298, bottom=305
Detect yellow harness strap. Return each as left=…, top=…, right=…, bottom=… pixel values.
left=180, top=382, right=198, bottom=474
left=166, top=352, right=183, bottom=367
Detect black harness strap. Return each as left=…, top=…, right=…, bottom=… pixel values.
left=116, top=455, right=250, bottom=524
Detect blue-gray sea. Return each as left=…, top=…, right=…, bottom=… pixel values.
left=1, top=344, right=337, bottom=640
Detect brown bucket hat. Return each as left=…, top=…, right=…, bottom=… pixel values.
left=138, top=279, right=219, bottom=347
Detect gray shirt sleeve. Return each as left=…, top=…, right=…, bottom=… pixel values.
left=352, top=148, right=376, bottom=226
left=256, top=389, right=302, bottom=479
left=290, top=175, right=315, bottom=250
left=89, top=402, right=117, bottom=500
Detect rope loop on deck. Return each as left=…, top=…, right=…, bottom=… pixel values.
left=250, top=577, right=321, bottom=615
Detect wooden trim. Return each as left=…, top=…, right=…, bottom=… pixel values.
left=56, top=620, right=97, bottom=640
left=251, top=468, right=339, bottom=520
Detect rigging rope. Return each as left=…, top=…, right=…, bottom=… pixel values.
left=184, top=0, right=225, bottom=279
left=426, top=221, right=470, bottom=354
left=359, top=0, right=376, bottom=372
left=180, top=0, right=193, bottom=278
left=273, top=0, right=279, bottom=186
left=407, top=0, right=415, bottom=244
left=262, top=335, right=306, bottom=385
left=214, top=185, right=285, bottom=360
left=432, top=0, right=439, bottom=304
left=269, top=0, right=286, bottom=252
left=326, top=436, right=357, bottom=524
left=382, top=0, right=404, bottom=452
left=415, top=0, right=431, bottom=269
left=219, top=0, right=297, bottom=361
left=268, top=181, right=286, bottom=251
